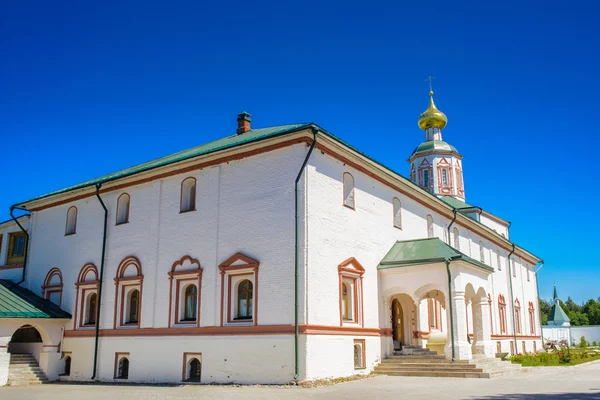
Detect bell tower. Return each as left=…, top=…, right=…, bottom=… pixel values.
left=408, top=87, right=466, bottom=200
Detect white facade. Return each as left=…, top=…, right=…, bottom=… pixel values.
left=0, top=114, right=542, bottom=385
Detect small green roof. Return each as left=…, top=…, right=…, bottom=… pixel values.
left=378, top=238, right=493, bottom=272
left=410, top=140, right=459, bottom=159
left=548, top=286, right=570, bottom=324
left=17, top=123, right=311, bottom=206
left=0, top=280, right=71, bottom=319
left=438, top=195, right=476, bottom=210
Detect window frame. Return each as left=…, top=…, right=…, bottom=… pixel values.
left=114, top=353, right=130, bottom=379
left=65, top=206, right=78, bottom=236
left=343, top=172, right=355, bottom=210
left=169, top=256, right=203, bottom=327
left=236, top=279, right=253, bottom=320
left=353, top=339, right=366, bottom=370
left=180, top=177, right=197, bottom=213
left=514, top=298, right=522, bottom=334
left=528, top=301, right=536, bottom=335
left=392, top=197, right=402, bottom=229
left=453, top=227, right=460, bottom=249
left=498, top=295, right=507, bottom=334
left=7, top=231, right=27, bottom=265
left=75, top=263, right=100, bottom=330
left=181, top=352, right=202, bottom=382
left=338, top=257, right=365, bottom=327
left=219, top=253, right=260, bottom=326
left=116, top=193, right=131, bottom=225
left=114, top=256, right=143, bottom=329
left=426, top=215, right=434, bottom=238
left=42, top=267, right=63, bottom=306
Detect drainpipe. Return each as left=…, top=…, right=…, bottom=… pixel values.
left=9, top=205, right=30, bottom=288
left=445, top=260, right=455, bottom=362
left=447, top=208, right=458, bottom=246
left=507, top=243, right=517, bottom=352
left=91, top=183, right=108, bottom=380
left=534, top=261, right=544, bottom=340
left=294, top=128, right=318, bottom=381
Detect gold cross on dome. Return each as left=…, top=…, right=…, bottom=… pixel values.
left=425, top=76, right=436, bottom=91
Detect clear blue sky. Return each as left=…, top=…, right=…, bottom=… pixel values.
left=1, top=1, right=598, bottom=302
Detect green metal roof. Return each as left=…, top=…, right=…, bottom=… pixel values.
left=410, top=140, right=459, bottom=159
left=17, top=123, right=311, bottom=205
left=438, top=195, right=476, bottom=210
left=378, top=238, right=494, bottom=272
left=0, top=280, right=71, bottom=319
left=12, top=119, right=539, bottom=263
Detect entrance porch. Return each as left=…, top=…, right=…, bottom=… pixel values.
left=378, top=238, right=495, bottom=362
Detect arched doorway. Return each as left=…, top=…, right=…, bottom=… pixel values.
left=9, top=325, right=43, bottom=357
left=391, top=299, right=404, bottom=346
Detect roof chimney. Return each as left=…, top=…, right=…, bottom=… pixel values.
left=237, top=112, right=251, bottom=134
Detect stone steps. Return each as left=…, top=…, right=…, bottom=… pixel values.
left=375, top=349, right=524, bottom=379
left=8, top=353, right=48, bottom=386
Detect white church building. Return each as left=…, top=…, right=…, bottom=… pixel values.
left=0, top=91, right=542, bottom=385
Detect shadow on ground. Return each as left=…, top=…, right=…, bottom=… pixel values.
left=471, top=392, right=600, bottom=400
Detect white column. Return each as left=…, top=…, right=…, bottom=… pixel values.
left=445, top=290, right=472, bottom=361
left=471, top=299, right=495, bottom=358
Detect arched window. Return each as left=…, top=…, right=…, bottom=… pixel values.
left=128, top=289, right=140, bottom=324
left=342, top=283, right=350, bottom=320
left=426, top=215, right=434, bottom=238
left=479, top=241, right=485, bottom=263
left=441, top=169, right=449, bottom=186
left=184, top=285, right=198, bottom=321
left=498, top=295, right=507, bottom=334
left=514, top=299, right=522, bottom=334
left=392, top=198, right=402, bottom=229
left=86, top=293, right=97, bottom=326
left=188, top=358, right=201, bottom=382
left=116, top=193, right=130, bottom=225
left=62, top=356, right=71, bottom=376
left=423, top=169, right=430, bottom=188
left=353, top=339, right=365, bottom=369
left=528, top=302, right=535, bottom=335
left=180, top=177, right=196, bottom=213
left=65, top=206, right=77, bottom=235
left=42, top=268, right=63, bottom=306
left=497, top=252, right=502, bottom=270
left=453, top=227, right=460, bottom=249
left=343, top=173, right=355, bottom=209
left=237, top=280, right=253, bottom=319
left=117, top=357, right=129, bottom=379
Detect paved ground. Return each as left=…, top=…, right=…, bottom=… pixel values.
left=3, top=361, right=600, bottom=400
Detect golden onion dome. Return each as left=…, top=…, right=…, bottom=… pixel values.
left=418, top=90, right=448, bottom=131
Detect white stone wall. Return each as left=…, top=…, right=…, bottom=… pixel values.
left=19, top=144, right=309, bottom=383
left=304, top=149, right=541, bottom=368
left=479, top=214, right=509, bottom=239
left=62, top=335, right=294, bottom=384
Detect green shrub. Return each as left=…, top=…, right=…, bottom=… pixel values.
left=579, top=336, right=588, bottom=348
left=593, top=341, right=598, bottom=347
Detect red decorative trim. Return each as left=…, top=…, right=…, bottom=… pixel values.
left=64, top=324, right=390, bottom=338
left=219, top=253, right=260, bottom=326
left=42, top=267, right=63, bottom=306
left=114, top=256, right=143, bottom=329
left=413, top=330, right=430, bottom=339
left=338, top=257, right=365, bottom=327
left=74, top=264, right=99, bottom=329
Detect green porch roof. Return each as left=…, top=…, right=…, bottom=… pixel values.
left=378, top=238, right=494, bottom=272
left=0, top=280, right=71, bottom=319
left=438, top=195, right=476, bottom=210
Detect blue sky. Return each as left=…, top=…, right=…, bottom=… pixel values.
left=1, top=1, right=598, bottom=302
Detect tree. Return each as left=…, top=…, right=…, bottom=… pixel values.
left=539, top=299, right=551, bottom=325
left=568, top=311, right=589, bottom=326
left=583, top=299, right=600, bottom=325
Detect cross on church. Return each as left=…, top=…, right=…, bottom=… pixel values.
left=425, top=76, right=436, bottom=91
